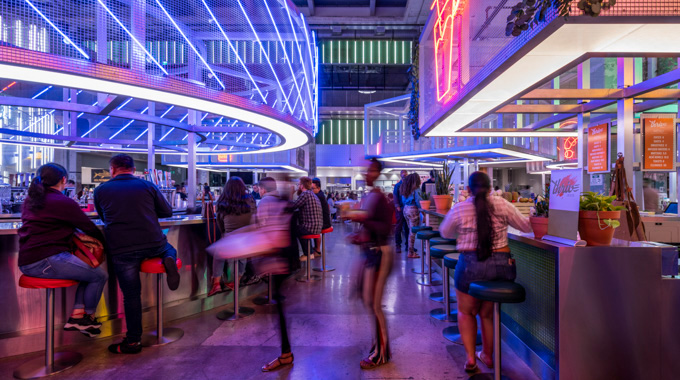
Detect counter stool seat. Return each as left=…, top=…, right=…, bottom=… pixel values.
left=469, top=281, right=527, bottom=380
left=430, top=244, right=457, bottom=259
left=430, top=252, right=459, bottom=303
left=416, top=230, right=440, bottom=240
left=444, top=253, right=459, bottom=269
left=411, top=225, right=432, bottom=233
left=321, top=227, right=333, bottom=234
left=315, top=228, right=335, bottom=272
left=14, top=276, right=82, bottom=379
left=430, top=237, right=456, bottom=246
left=140, top=258, right=184, bottom=347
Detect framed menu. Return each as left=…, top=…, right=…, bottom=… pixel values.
left=543, top=168, right=584, bottom=246
left=587, top=122, right=610, bottom=174
left=642, top=117, right=677, bottom=171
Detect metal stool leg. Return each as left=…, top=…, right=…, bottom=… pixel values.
left=430, top=266, right=456, bottom=321
left=412, top=238, right=428, bottom=274
left=254, top=273, right=283, bottom=305
left=429, top=290, right=456, bottom=303
left=469, top=302, right=509, bottom=380
left=218, top=261, right=255, bottom=320
left=297, top=239, right=320, bottom=282
left=314, top=233, right=335, bottom=272
left=417, top=240, right=441, bottom=286
left=142, top=273, right=184, bottom=346
left=14, top=289, right=82, bottom=379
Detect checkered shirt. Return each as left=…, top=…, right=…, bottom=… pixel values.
left=293, top=189, right=323, bottom=235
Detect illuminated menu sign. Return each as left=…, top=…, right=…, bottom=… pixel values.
left=643, top=118, right=676, bottom=171
left=587, top=123, right=609, bottom=174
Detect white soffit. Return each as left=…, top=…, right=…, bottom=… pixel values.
left=426, top=23, right=680, bottom=137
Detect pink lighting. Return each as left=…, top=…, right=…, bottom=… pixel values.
left=431, top=0, right=463, bottom=102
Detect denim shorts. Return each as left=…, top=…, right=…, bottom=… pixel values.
left=453, top=251, right=516, bottom=294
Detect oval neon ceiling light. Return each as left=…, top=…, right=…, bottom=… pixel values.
left=0, top=63, right=311, bottom=154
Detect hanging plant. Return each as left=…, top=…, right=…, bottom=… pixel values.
left=506, top=0, right=616, bottom=37
left=407, top=43, right=420, bottom=141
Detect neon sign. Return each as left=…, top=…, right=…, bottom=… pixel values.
left=431, top=0, right=464, bottom=102
left=562, top=137, right=578, bottom=160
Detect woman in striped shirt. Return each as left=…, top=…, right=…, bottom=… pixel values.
left=440, top=171, right=531, bottom=373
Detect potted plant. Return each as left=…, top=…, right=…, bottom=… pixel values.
left=419, top=191, right=431, bottom=210
left=578, top=192, right=626, bottom=246
left=530, top=195, right=549, bottom=239
left=432, top=161, right=454, bottom=212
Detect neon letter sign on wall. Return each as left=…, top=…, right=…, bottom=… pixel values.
left=431, top=0, right=463, bottom=102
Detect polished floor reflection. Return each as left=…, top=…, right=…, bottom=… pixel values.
left=0, top=222, right=538, bottom=379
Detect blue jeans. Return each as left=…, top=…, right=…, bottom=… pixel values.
left=454, top=252, right=516, bottom=294
left=110, top=242, right=177, bottom=343
left=20, top=252, right=109, bottom=315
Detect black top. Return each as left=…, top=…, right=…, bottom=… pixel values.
left=393, top=180, right=403, bottom=208
left=421, top=178, right=435, bottom=193
left=94, top=174, right=173, bottom=255
left=18, top=188, right=105, bottom=266
left=315, top=190, right=331, bottom=230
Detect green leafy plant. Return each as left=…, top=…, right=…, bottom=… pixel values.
left=407, top=44, right=420, bottom=140
left=419, top=190, right=430, bottom=201
left=434, top=161, right=454, bottom=196
left=506, top=0, right=616, bottom=37
left=534, top=195, right=549, bottom=217
left=579, top=191, right=626, bottom=229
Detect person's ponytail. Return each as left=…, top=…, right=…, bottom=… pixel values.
left=469, top=171, right=494, bottom=261
left=23, top=163, right=68, bottom=212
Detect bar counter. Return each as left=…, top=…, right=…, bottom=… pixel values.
left=0, top=215, right=260, bottom=358
left=422, top=209, right=680, bottom=380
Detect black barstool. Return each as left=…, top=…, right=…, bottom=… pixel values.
left=468, top=281, right=526, bottom=380
left=410, top=226, right=434, bottom=275
left=14, top=276, right=82, bottom=379
left=416, top=230, right=442, bottom=286
left=429, top=237, right=457, bottom=303
left=430, top=249, right=458, bottom=321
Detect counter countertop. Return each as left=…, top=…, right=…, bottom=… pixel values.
left=0, top=214, right=205, bottom=235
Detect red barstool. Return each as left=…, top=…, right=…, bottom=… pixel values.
left=314, top=227, right=335, bottom=272
left=140, top=258, right=184, bottom=346
left=14, top=276, right=82, bottom=379
left=297, top=234, right=321, bottom=283
left=217, top=259, right=255, bottom=320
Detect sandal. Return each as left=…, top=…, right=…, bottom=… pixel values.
left=476, top=351, right=493, bottom=369
left=359, top=358, right=385, bottom=370
left=261, top=353, right=294, bottom=372
left=464, top=361, right=478, bottom=373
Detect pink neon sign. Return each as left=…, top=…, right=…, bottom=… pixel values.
left=431, top=0, right=463, bottom=102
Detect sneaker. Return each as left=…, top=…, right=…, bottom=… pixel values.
left=299, top=254, right=315, bottom=262
left=64, top=314, right=102, bottom=337
left=240, top=275, right=262, bottom=286
left=163, top=256, right=181, bottom=291
left=108, top=338, right=142, bottom=354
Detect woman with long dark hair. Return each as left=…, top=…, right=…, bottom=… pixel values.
left=439, top=172, right=531, bottom=372
left=208, top=177, right=258, bottom=296
left=399, top=173, right=421, bottom=258
left=18, top=163, right=108, bottom=337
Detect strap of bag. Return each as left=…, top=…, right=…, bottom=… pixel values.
left=72, top=234, right=101, bottom=267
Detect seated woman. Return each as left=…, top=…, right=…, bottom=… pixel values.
left=18, top=163, right=108, bottom=337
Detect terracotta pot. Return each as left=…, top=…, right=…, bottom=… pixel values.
left=432, top=195, right=453, bottom=212
left=578, top=210, right=621, bottom=246
left=419, top=200, right=431, bottom=210
left=529, top=216, right=549, bottom=239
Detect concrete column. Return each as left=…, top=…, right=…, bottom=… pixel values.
left=187, top=111, right=198, bottom=203
left=97, top=3, right=107, bottom=64
left=617, top=57, right=640, bottom=202
left=309, top=140, right=317, bottom=177
left=130, top=0, right=146, bottom=72
left=147, top=101, right=155, bottom=172
left=577, top=61, right=590, bottom=172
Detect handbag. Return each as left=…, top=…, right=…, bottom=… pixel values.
left=71, top=230, right=105, bottom=268
left=610, top=154, right=646, bottom=241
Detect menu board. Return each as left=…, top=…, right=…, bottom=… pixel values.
left=587, top=122, right=610, bottom=174
left=643, top=118, right=676, bottom=171
left=545, top=168, right=583, bottom=244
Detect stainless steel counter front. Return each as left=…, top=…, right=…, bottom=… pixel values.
left=0, top=216, right=262, bottom=358
left=422, top=208, right=680, bottom=380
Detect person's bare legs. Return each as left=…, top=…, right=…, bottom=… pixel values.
left=478, top=300, right=494, bottom=366
left=456, top=290, right=482, bottom=367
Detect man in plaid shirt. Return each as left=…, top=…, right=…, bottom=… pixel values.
left=292, top=177, right=322, bottom=260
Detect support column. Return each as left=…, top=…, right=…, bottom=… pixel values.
left=187, top=111, right=198, bottom=204
left=617, top=57, right=639, bottom=201
left=130, top=0, right=146, bottom=73
left=147, top=101, right=155, bottom=173
left=309, top=141, right=317, bottom=178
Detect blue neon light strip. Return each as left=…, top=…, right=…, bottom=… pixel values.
left=154, top=0, right=225, bottom=89
left=284, top=3, right=313, bottom=121
left=97, top=0, right=169, bottom=76
left=236, top=0, right=293, bottom=114
left=159, top=112, right=188, bottom=141
left=131, top=105, right=175, bottom=141
left=200, top=0, right=266, bottom=103
left=262, top=0, right=307, bottom=121
left=31, top=86, right=52, bottom=99
left=82, top=97, right=132, bottom=137
left=24, top=0, right=90, bottom=59
left=109, top=106, right=148, bottom=139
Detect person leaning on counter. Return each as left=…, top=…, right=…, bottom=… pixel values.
left=94, top=154, right=181, bottom=355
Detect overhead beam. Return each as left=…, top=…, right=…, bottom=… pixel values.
left=496, top=104, right=584, bottom=114
left=97, top=95, right=126, bottom=115
left=307, top=0, right=315, bottom=16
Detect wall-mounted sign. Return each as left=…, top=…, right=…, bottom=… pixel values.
left=217, top=154, right=229, bottom=163
left=545, top=168, right=583, bottom=244
left=431, top=0, right=464, bottom=101
left=643, top=117, right=676, bottom=171
left=587, top=122, right=610, bottom=174
left=91, top=169, right=111, bottom=183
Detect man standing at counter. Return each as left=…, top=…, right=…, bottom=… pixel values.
left=94, top=154, right=180, bottom=355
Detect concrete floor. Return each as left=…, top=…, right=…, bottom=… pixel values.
left=0, top=222, right=540, bottom=380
